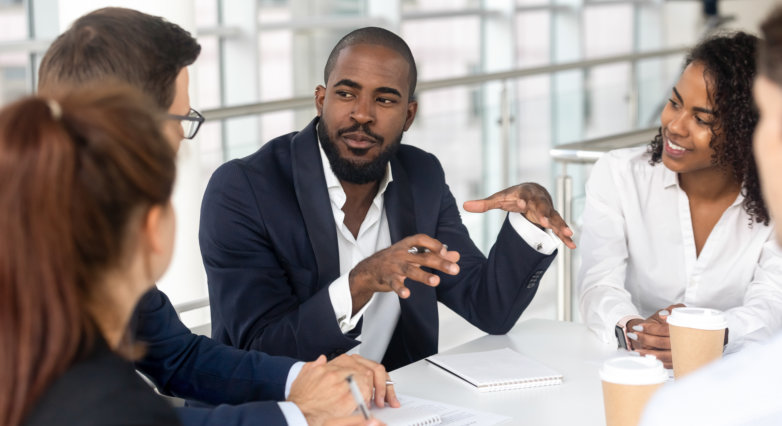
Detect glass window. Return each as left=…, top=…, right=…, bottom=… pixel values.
left=0, top=2, right=29, bottom=104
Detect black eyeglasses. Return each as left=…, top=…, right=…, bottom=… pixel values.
left=168, top=108, right=205, bottom=140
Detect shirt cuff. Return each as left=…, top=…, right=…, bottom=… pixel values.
left=617, top=314, right=645, bottom=328
left=278, top=401, right=307, bottom=426
left=508, top=212, right=558, bottom=255
left=328, top=272, right=374, bottom=333
left=284, top=362, right=305, bottom=399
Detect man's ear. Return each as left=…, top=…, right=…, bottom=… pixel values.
left=403, top=100, right=418, bottom=131
left=315, top=85, right=326, bottom=117
left=142, top=205, right=165, bottom=254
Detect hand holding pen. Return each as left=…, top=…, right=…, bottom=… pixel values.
left=348, top=234, right=460, bottom=314
left=323, top=416, right=385, bottom=426
left=288, top=355, right=396, bottom=426
left=328, top=354, right=399, bottom=409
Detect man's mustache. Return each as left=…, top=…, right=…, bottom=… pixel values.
left=337, top=123, right=384, bottom=143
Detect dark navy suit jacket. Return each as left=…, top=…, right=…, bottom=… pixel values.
left=132, top=288, right=299, bottom=425
left=200, top=117, right=557, bottom=371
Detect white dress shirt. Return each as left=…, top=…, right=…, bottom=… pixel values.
left=578, top=147, right=782, bottom=352
left=278, top=362, right=306, bottom=425
left=640, top=333, right=782, bottom=426
left=318, top=142, right=558, bottom=362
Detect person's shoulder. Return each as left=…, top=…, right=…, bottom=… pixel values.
left=24, top=343, right=179, bottom=426
left=209, top=129, right=302, bottom=187
left=594, top=145, right=657, bottom=179
left=232, top=130, right=301, bottom=168
left=600, top=145, right=652, bottom=167
left=641, top=334, right=782, bottom=426
left=395, top=144, right=441, bottom=168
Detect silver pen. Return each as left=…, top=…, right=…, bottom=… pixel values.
left=346, top=374, right=372, bottom=420
left=407, top=244, right=447, bottom=255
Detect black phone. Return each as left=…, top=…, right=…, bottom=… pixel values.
left=614, top=325, right=628, bottom=350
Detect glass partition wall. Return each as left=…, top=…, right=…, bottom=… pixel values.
left=2, top=0, right=762, bottom=332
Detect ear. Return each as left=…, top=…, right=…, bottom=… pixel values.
left=403, top=100, right=418, bottom=131
left=142, top=205, right=165, bottom=254
left=315, top=85, right=326, bottom=117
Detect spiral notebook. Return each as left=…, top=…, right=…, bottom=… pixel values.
left=426, top=348, right=563, bottom=392
left=372, top=395, right=441, bottom=426
left=371, top=394, right=509, bottom=425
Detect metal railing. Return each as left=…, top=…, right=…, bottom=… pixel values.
left=174, top=297, right=210, bottom=315
left=550, top=127, right=659, bottom=321
left=202, top=46, right=688, bottom=120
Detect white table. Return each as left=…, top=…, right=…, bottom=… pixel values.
left=390, top=319, right=618, bottom=425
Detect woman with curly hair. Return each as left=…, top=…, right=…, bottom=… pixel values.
left=640, top=11, right=782, bottom=425
left=577, top=32, right=782, bottom=368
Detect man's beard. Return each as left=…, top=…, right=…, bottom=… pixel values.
left=317, top=118, right=402, bottom=184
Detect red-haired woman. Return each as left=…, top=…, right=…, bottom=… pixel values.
left=0, top=85, right=178, bottom=425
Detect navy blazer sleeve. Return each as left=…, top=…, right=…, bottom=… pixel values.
left=132, top=288, right=298, bottom=408
left=200, top=136, right=557, bottom=367
left=176, top=402, right=286, bottom=426
left=428, top=164, right=556, bottom=334
left=200, top=160, right=356, bottom=360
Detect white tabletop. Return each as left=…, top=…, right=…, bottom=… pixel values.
left=389, top=319, right=619, bottom=425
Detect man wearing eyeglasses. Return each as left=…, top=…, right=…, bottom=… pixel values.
left=37, top=7, right=390, bottom=426
left=169, top=108, right=205, bottom=141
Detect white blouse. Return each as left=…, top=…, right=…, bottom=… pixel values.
left=578, top=146, right=782, bottom=352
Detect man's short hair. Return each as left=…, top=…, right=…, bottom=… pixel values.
left=323, top=27, right=417, bottom=101
left=760, top=6, right=782, bottom=86
left=38, top=7, right=201, bottom=109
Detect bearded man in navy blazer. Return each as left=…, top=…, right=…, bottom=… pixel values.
left=38, top=8, right=392, bottom=426
left=201, top=27, right=577, bottom=372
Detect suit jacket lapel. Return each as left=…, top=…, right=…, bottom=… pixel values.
left=291, top=118, right=341, bottom=288
left=383, top=157, right=438, bottom=370
left=385, top=157, right=417, bottom=242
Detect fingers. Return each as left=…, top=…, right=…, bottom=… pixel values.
left=323, top=415, right=386, bottom=426
left=384, top=380, right=400, bottom=408
left=388, top=277, right=411, bottom=299
left=545, top=211, right=576, bottom=249
left=631, top=321, right=670, bottom=338
left=627, top=330, right=671, bottom=350
left=327, top=355, right=376, bottom=404
left=393, top=235, right=460, bottom=292
left=462, top=198, right=492, bottom=213
left=659, top=304, right=685, bottom=319
left=464, top=184, right=576, bottom=249
left=519, top=191, right=576, bottom=249
left=404, top=234, right=451, bottom=255
left=291, top=356, right=363, bottom=425
left=406, top=251, right=459, bottom=277
left=345, top=355, right=400, bottom=408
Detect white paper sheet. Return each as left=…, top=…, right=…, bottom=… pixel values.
left=372, top=394, right=510, bottom=426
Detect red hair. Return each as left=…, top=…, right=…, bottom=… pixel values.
left=0, top=85, right=175, bottom=425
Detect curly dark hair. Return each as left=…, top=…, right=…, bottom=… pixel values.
left=648, top=32, right=768, bottom=225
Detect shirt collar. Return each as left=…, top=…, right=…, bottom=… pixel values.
left=662, top=163, right=745, bottom=207
left=662, top=164, right=678, bottom=189
left=317, top=135, right=393, bottom=198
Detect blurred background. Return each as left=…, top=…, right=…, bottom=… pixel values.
left=1, top=0, right=776, bottom=348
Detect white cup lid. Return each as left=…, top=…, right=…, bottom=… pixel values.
left=666, top=307, right=728, bottom=330
left=600, top=355, right=668, bottom=385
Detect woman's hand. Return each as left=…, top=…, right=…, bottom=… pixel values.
left=626, top=304, right=685, bottom=368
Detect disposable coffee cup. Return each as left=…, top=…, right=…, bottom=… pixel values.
left=600, top=355, right=667, bottom=426
left=667, top=307, right=727, bottom=378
